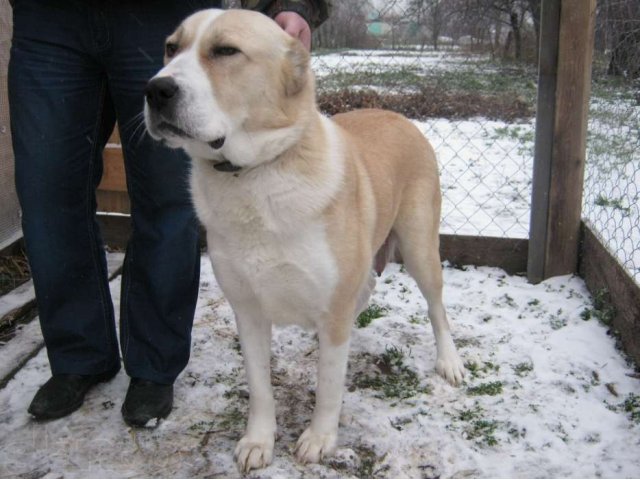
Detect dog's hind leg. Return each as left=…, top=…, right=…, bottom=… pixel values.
left=394, top=195, right=465, bottom=386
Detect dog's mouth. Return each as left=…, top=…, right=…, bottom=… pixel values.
left=213, top=159, right=242, bottom=172
left=153, top=119, right=238, bottom=172
left=158, top=121, right=192, bottom=139
left=156, top=122, right=228, bottom=153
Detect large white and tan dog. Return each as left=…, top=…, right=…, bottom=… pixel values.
left=144, top=8, right=465, bottom=472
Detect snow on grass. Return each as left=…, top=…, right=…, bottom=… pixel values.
left=312, top=48, right=477, bottom=80
left=0, top=258, right=638, bottom=478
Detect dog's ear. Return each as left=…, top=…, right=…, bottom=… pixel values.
left=282, top=38, right=310, bottom=97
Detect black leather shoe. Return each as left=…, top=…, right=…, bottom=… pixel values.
left=28, top=367, right=120, bottom=421
left=121, top=378, right=173, bottom=427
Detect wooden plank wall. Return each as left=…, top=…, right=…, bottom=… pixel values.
left=97, top=126, right=130, bottom=214
left=580, top=224, right=640, bottom=366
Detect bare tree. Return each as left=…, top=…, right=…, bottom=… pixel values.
left=408, top=0, right=452, bottom=50
left=527, top=0, right=541, bottom=60
left=603, top=0, right=640, bottom=79
left=447, top=0, right=540, bottom=61
left=313, top=0, right=370, bottom=49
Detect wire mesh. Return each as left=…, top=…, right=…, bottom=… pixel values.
left=584, top=0, right=640, bottom=285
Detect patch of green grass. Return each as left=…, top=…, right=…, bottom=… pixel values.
left=492, top=293, right=517, bottom=308
left=317, top=67, right=425, bottom=91
left=457, top=404, right=484, bottom=422
left=188, top=419, right=217, bottom=433
left=354, top=445, right=379, bottom=478
left=489, top=125, right=535, bottom=156
left=467, top=381, right=504, bottom=396
left=217, top=404, right=246, bottom=432
left=591, top=75, right=638, bottom=103
left=513, top=362, right=534, bottom=377
left=454, top=404, right=501, bottom=447
left=464, top=360, right=500, bottom=379
left=582, top=289, right=616, bottom=326
left=549, top=310, right=568, bottom=330
left=425, top=64, right=537, bottom=103
left=357, top=304, right=388, bottom=328
left=466, top=419, right=499, bottom=446
left=621, top=393, right=640, bottom=424
left=585, top=432, right=601, bottom=444
left=455, top=336, right=481, bottom=349
left=549, top=422, right=570, bottom=443
left=594, top=195, right=631, bottom=214
left=352, top=346, right=431, bottom=400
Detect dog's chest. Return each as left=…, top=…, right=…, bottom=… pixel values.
left=192, top=168, right=339, bottom=327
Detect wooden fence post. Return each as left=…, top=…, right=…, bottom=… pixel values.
left=528, top=0, right=597, bottom=284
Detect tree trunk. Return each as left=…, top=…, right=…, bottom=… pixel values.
left=510, top=10, right=522, bottom=60
left=528, top=0, right=541, bottom=61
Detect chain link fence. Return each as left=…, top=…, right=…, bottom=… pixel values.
left=312, top=0, right=539, bottom=239
left=584, top=0, right=640, bottom=285
left=312, top=48, right=536, bottom=239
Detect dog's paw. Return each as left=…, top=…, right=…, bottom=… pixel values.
left=436, top=353, right=465, bottom=386
left=294, top=427, right=337, bottom=465
left=234, top=435, right=274, bottom=473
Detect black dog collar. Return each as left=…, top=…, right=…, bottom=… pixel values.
left=213, top=160, right=243, bottom=173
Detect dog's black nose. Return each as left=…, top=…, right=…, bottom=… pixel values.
left=145, top=76, right=179, bottom=111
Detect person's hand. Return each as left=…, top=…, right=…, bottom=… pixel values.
left=274, top=12, right=311, bottom=51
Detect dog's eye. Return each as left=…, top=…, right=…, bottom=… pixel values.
left=165, top=43, right=179, bottom=58
left=211, top=46, right=240, bottom=58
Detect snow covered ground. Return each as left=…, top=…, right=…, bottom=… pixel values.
left=1, top=47, right=638, bottom=478
left=0, top=258, right=639, bottom=478
left=312, top=48, right=481, bottom=81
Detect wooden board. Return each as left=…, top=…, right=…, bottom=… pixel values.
left=97, top=126, right=129, bottom=214
left=579, top=224, right=640, bottom=366
left=99, top=146, right=127, bottom=192
left=440, top=234, right=528, bottom=275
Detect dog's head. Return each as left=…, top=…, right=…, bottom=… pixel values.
left=144, top=9, right=313, bottom=171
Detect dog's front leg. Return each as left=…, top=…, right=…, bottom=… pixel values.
left=233, top=312, right=276, bottom=472
left=295, top=329, right=350, bottom=464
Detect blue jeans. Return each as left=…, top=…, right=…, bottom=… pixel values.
left=9, top=0, right=218, bottom=384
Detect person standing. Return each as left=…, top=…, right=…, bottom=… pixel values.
left=9, top=0, right=329, bottom=426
